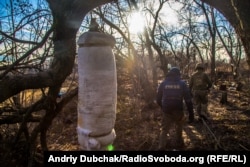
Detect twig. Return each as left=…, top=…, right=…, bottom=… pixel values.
left=137, top=136, right=149, bottom=150
left=239, top=144, right=249, bottom=151
left=201, top=119, right=224, bottom=150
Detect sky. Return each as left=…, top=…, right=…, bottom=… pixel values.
left=128, top=0, right=181, bottom=34
left=0, top=0, right=241, bottom=63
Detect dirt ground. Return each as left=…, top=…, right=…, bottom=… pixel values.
left=47, top=88, right=250, bottom=151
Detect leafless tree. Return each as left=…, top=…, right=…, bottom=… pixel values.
left=201, top=0, right=250, bottom=67
left=1, top=0, right=250, bottom=166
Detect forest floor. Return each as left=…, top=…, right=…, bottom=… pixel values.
left=46, top=87, right=250, bottom=152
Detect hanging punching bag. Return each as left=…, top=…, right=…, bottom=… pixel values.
left=77, top=31, right=117, bottom=150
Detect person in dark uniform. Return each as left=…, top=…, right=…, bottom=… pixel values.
left=156, top=67, right=194, bottom=150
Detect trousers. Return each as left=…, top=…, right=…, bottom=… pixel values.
left=159, top=109, right=185, bottom=149
left=192, top=90, right=208, bottom=117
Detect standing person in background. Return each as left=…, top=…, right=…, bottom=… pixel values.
left=156, top=67, right=194, bottom=150
left=189, top=63, right=212, bottom=121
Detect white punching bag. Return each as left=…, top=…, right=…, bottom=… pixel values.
left=77, top=32, right=117, bottom=150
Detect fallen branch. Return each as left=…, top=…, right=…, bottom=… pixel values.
left=239, top=144, right=249, bottom=151
left=201, top=119, right=225, bottom=150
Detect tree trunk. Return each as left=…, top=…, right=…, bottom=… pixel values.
left=201, top=0, right=250, bottom=67
left=0, top=0, right=114, bottom=103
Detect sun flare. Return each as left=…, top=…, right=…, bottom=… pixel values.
left=128, top=12, right=145, bottom=34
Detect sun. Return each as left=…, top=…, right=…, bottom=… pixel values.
left=128, top=12, right=145, bottom=34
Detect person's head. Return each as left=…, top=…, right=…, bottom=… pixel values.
left=195, top=63, right=204, bottom=71
left=167, top=67, right=181, bottom=77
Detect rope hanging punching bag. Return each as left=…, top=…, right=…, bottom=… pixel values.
left=77, top=31, right=117, bottom=150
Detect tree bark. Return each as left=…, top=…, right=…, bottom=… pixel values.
left=201, top=0, right=250, bottom=67
left=0, top=0, right=114, bottom=103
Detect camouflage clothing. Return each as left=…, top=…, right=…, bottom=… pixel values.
left=159, top=110, right=185, bottom=150
left=189, top=68, right=212, bottom=118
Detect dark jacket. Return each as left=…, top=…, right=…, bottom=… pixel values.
left=156, top=73, right=193, bottom=114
